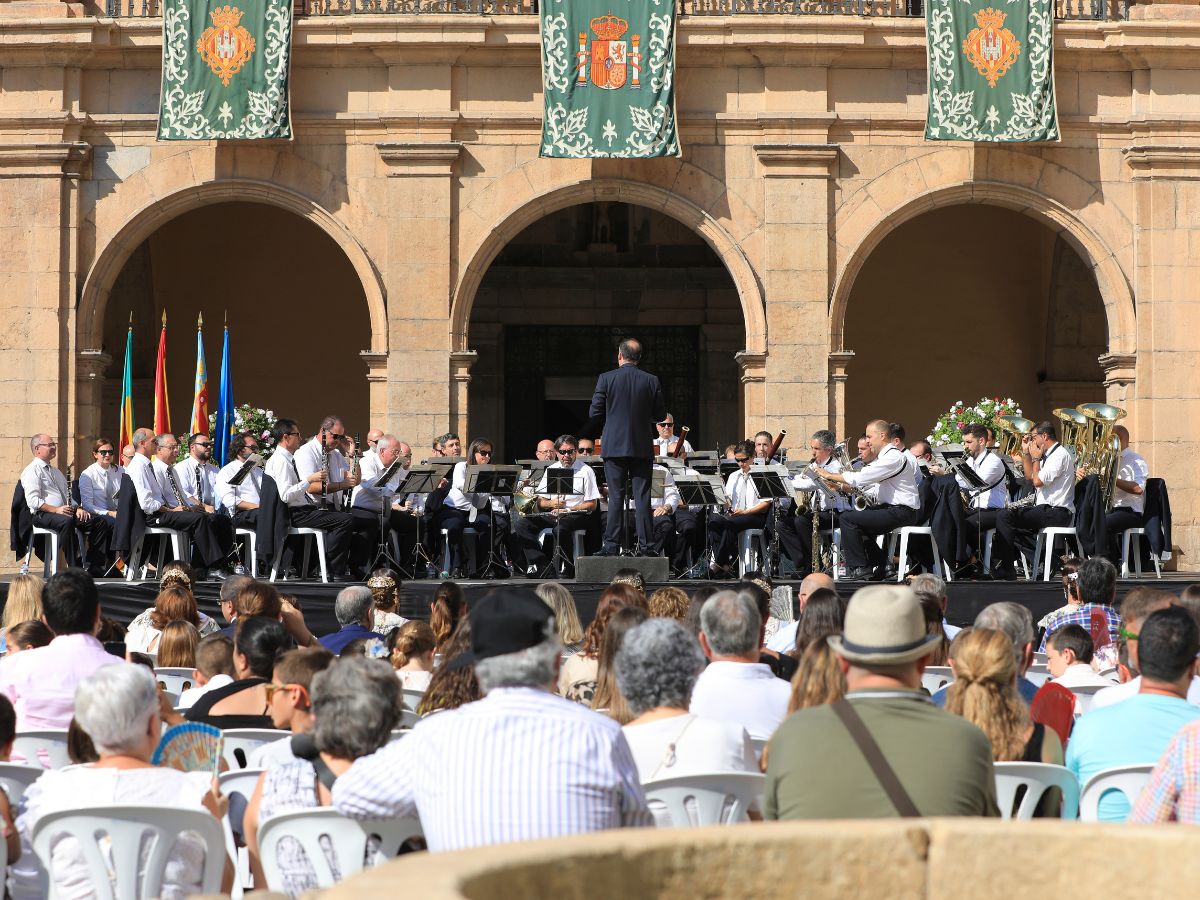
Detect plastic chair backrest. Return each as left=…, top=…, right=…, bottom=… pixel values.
left=217, top=767, right=266, bottom=805
left=401, top=687, right=426, bottom=711
left=1069, top=683, right=1109, bottom=715
left=749, top=737, right=767, bottom=761
left=257, top=807, right=424, bottom=891
left=0, top=762, right=45, bottom=807
left=153, top=667, right=196, bottom=695
left=993, top=762, right=1080, bottom=820
left=1079, top=764, right=1154, bottom=822
left=30, top=805, right=226, bottom=900
left=222, top=728, right=290, bottom=770
left=1030, top=682, right=1075, bottom=748
left=12, top=730, right=72, bottom=770
left=921, top=666, right=954, bottom=694
left=399, top=710, right=422, bottom=729
left=641, top=772, right=766, bottom=827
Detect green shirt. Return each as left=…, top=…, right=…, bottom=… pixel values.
left=765, top=689, right=1000, bottom=819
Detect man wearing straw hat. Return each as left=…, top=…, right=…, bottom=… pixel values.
left=765, top=585, right=999, bottom=819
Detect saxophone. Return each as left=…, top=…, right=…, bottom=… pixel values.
left=343, top=433, right=361, bottom=507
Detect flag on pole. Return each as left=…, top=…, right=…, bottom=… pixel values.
left=154, top=311, right=171, bottom=435
left=118, top=316, right=136, bottom=451
left=214, top=318, right=234, bottom=467
left=190, top=313, right=209, bottom=436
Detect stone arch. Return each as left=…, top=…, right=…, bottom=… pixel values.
left=79, top=178, right=387, bottom=354
left=830, top=177, right=1136, bottom=359
left=451, top=177, right=767, bottom=356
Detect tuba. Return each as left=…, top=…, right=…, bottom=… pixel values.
left=1077, top=402, right=1126, bottom=510
left=1052, top=407, right=1088, bottom=461
left=994, top=415, right=1036, bottom=459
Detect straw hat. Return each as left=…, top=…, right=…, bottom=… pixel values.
left=827, top=585, right=942, bottom=665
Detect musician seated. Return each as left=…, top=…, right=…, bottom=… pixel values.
left=753, top=431, right=778, bottom=463
left=777, top=429, right=848, bottom=576
left=20, top=432, right=112, bottom=576
left=948, top=424, right=1007, bottom=569
left=295, top=416, right=373, bottom=575
left=216, top=431, right=263, bottom=531
left=991, top=421, right=1075, bottom=580
left=621, top=462, right=681, bottom=563
left=437, top=438, right=514, bottom=578
left=653, top=413, right=692, bottom=458
left=348, top=435, right=420, bottom=570
left=1103, top=425, right=1148, bottom=567
left=706, top=440, right=771, bottom=577
left=512, top=435, right=600, bottom=578
left=909, top=440, right=934, bottom=464
left=264, top=418, right=355, bottom=581
left=78, top=438, right=121, bottom=522
left=818, top=419, right=921, bottom=581
left=577, top=438, right=596, bottom=456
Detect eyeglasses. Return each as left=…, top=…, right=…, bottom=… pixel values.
left=284, top=431, right=300, bottom=437
left=265, top=682, right=310, bottom=705
left=558, top=449, right=577, bottom=455
left=246, top=445, right=260, bottom=453
left=36, top=442, right=57, bottom=448
left=1119, top=626, right=1139, bottom=641
left=477, top=450, right=493, bottom=457
left=735, top=457, right=750, bottom=463
left=657, top=421, right=673, bottom=427
left=194, top=442, right=212, bottom=448
left=97, top=449, right=115, bottom=455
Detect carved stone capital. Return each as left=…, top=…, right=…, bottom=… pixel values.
left=754, top=143, right=839, bottom=178
left=735, top=350, right=767, bottom=384
left=377, top=142, right=463, bottom=177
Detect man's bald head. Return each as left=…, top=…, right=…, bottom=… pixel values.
left=798, top=572, right=836, bottom=610
left=536, top=439, right=555, bottom=460
left=366, top=428, right=383, bottom=445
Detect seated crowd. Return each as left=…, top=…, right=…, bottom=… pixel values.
left=2, top=559, right=1200, bottom=896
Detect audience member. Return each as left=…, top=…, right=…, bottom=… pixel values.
left=1036, top=556, right=1083, bottom=632
left=1130, top=715, right=1200, bottom=823
left=318, top=586, right=385, bottom=655
left=1038, top=557, right=1120, bottom=659
left=177, top=635, right=236, bottom=708
left=186, top=617, right=290, bottom=729
left=765, top=585, right=998, bottom=819
left=735, top=579, right=797, bottom=683
left=915, top=591, right=951, bottom=666
left=590, top=606, right=650, bottom=724
left=0, top=574, right=43, bottom=654
left=0, top=569, right=113, bottom=730
left=66, top=717, right=98, bottom=765
left=1045, top=624, right=1113, bottom=701
left=11, top=663, right=232, bottom=899
left=5, top=621, right=53, bottom=656
left=684, top=585, right=720, bottom=637
left=610, top=568, right=647, bottom=600
left=430, top=581, right=467, bottom=650
left=535, top=582, right=584, bottom=655
left=366, top=569, right=408, bottom=636
left=647, top=586, right=689, bottom=621
left=1067, top=607, right=1200, bottom=822
left=332, top=587, right=652, bottom=851
left=764, top=573, right=836, bottom=654
left=0, top=695, right=20, bottom=863
left=416, top=616, right=481, bottom=715
left=389, top=621, right=437, bottom=691
left=217, top=573, right=254, bottom=637
left=126, top=583, right=218, bottom=654
left=249, top=647, right=336, bottom=769
left=935, top=602, right=1039, bottom=706
left=690, top=590, right=790, bottom=740
left=1177, top=583, right=1200, bottom=630
left=1090, top=588, right=1196, bottom=709
left=786, top=636, right=846, bottom=714
left=909, top=573, right=959, bottom=640
left=791, top=588, right=847, bottom=658
left=157, top=621, right=201, bottom=669
left=559, top=582, right=645, bottom=703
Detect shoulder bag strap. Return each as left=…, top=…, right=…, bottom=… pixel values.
left=830, top=698, right=920, bottom=818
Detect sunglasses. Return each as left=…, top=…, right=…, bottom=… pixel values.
left=657, top=421, right=673, bottom=427
left=264, top=682, right=310, bottom=705
left=477, top=450, right=493, bottom=457
left=97, top=449, right=115, bottom=455
left=1119, top=627, right=1139, bottom=641
left=735, top=457, right=750, bottom=463
left=194, top=442, right=212, bottom=448
left=558, top=449, right=577, bottom=455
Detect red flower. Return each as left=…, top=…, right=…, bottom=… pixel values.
left=957, top=422, right=964, bottom=429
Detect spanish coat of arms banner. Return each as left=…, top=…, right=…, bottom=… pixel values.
left=158, top=0, right=293, bottom=140
left=925, top=0, right=1058, bottom=142
left=539, top=0, right=679, bottom=158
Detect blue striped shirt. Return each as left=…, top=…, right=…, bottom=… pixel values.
left=331, top=687, right=654, bottom=851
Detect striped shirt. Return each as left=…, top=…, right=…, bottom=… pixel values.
left=331, top=687, right=653, bottom=851
left=1130, top=718, right=1200, bottom=824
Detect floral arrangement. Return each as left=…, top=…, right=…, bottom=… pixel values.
left=929, top=396, right=1024, bottom=447
left=175, top=404, right=279, bottom=462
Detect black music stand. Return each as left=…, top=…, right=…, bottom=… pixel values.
left=749, top=467, right=792, bottom=578
left=396, top=465, right=445, bottom=578
left=541, top=468, right=582, bottom=577
left=464, top=464, right=521, bottom=576
left=366, top=457, right=409, bottom=574
left=676, top=477, right=721, bottom=576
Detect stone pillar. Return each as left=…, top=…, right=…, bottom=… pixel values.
left=377, top=141, right=462, bottom=452
left=828, top=351, right=855, bottom=441
left=754, top=144, right=839, bottom=440
left=360, top=351, right=389, bottom=431
left=1099, top=353, right=1137, bottom=411
left=75, top=350, right=112, bottom=463
left=449, top=350, right=477, bottom=439
left=735, top=351, right=766, bottom=436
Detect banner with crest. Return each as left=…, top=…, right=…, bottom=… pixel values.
left=158, top=0, right=292, bottom=140
left=539, top=0, right=679, bottom=158
left=925, top=0, right=1058, bottom=143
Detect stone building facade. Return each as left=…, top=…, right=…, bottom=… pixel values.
left=1, top=0, right=1197, bottom=564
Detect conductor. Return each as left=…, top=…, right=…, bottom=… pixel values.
left=590, top=338, right=667, bottom=555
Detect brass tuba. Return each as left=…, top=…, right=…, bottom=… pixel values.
left=1077, top=402, right=1126, bottom=510
left=1052, top=407, right=1088, bottom=461
left=994, top=415, right=1036, bottom=459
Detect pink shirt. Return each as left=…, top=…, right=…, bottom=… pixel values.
left=0, top=634, right=118, bottom=730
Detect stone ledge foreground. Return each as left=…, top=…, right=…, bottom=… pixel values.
left=310, top=819, right=1200, bottom=899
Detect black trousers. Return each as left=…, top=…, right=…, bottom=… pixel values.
left=707, top=510, right=768, bottom=568
left=622, top=508, right=675, bottom=557
left=671, top=507, right=704, bottom=573
left=839, top=504, right=922, bottom=571
left=514, top=510, right=591, bottom=572
left=603, top=457, right=653, bottom=552
left=152, top=509, right=232, bottom=569
left=437, top=506, right=513, bottom=572
left=1106, top=507, right=1145, bottom=567
left=32, top=510, right=112, bottom=571
left=963, top=508, right=1001, bottom=560
left=288, top=506, right=355, bottom=575
left=777, top=508, right=835, bottom=574
left=992, top=504, right=1072, bottom=571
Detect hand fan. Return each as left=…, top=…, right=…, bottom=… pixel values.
left=152, top=721, right=224, bottom=774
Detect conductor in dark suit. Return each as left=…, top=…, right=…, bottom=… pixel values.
left=589, top=338, right=667, bottom=555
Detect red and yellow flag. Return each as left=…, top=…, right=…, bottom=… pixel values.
left=153, top=311, right=171, bottom=435
left=189, top=313, right=208, bottom=435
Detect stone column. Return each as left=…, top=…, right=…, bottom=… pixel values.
left=75, top=350, right=112, bottom=463
left=449, top=350, right=477, bottom=439
left=828, top=351, right=855, bottom=441
left=754, top=144, right=839, bottom=440
left=377, top=141, right=462, bottom=451
left=735, top=351, right=767, bottom=437
left=360, top=351, right=389, bottom=431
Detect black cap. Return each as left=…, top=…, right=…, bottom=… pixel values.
left=447, top=587, right=554, bottom=670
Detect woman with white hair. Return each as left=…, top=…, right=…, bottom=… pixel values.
left=11, top=663, right=231, bottom=899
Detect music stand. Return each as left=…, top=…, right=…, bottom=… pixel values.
left=541, top=468, right=582, bottom=577
left=719, top=459, right=739, bottom=479
left=464, top=464, right=521, bottom=576
left=396, top=465, right=445, bottom=578
left=676, top=477, right=721, bottom=576
left=749, top=467, right=792, bottom=578
left=365, top=457, right=409, bottom=574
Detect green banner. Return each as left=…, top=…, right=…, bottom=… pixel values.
left=539, top=1, right=679, bottom=158
left=925, top=0, right=1058, bottom=143
left=158, top=0, right=292, bottom=140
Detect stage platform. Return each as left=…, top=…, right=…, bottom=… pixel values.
left=3, top=573, right=1198, bottom=641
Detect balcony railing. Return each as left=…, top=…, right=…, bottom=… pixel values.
left=104, top=0, right=1126, bottom=20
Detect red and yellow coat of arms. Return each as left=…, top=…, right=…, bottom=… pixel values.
left=962, top=8, right=1020, bottom=89
left=575, top=14, right=642, bottom=90
left=197, top=5, right=256, bottom=87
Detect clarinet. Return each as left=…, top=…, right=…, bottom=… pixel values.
left=318, top=427, right=330, bottom=510
left=342, top=434, right=361, bottom=507
left=166, top=464, right=189, bottom=510
left=65, top=464, right=77, bottom=515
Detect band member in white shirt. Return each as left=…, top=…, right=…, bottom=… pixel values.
left=991, top=420, right=1076, bottom=580
left=295, top=415, right=373, bottom=574
left=706, top=439, right=770, bottom=576
left=78, top=438, right=121, bottom=520
left=1104, top=424, right=1149, bottom=566
left=350, top=435, right=428, bottom=574
left=216, top=431, right=263, bottom=530
left=175, top=434, right=221, bottom=514
left=264, top=418, right=356, bottom=580
left=753, top=431, right=778, bottom=463
left=818, top=419, right=921, bottom=580
left=777, top=429, right=847, bottom=575
left=652, top=414, right=692, bottom=457
left=20, top=433, right=111, bottom=573
left=437, top=437, right=514, bottom=578
left=947, top=423, right=1008, bottom=567
left=512, top=434, right=600, bottom=577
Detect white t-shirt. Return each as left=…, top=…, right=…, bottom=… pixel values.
left=689, top=661, right=791, bottom=740
left=250, top=735, right=299, bottom=770
left=176, top=673, right=234, bottom=709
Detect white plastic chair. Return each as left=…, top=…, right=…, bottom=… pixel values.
left=921, top=665, right=954, bottom=694
left=398, top=709, right=422, bottom=729
left=234, top=528, right=258, bottom=578
left=439, top=526, right=481, bottom=576
left=821, top=527, right=843, bottom=580
left=126, top=527, right=191, bottom=581
left=535, top=527, right=588, bottom=576
left=1079, top=764, right=1154, bottom=822
left=993, top=762, right=1080, bottom=820
left=642, top=772, right=766, bottom=827
left=885, top=526, right=951, bottom=582
left=154, top=667, right=196, bottom=695
left=257, top=807, right=424, bottom=891
left=1031, top=527, right=1083, bottom=581
left=1024, top=670, right=1051, bottom=688
left=749, top=737, right=767, bottom=761
left=219, top=767, right=266, bottom=896
left=401, top=687, right=426, bottom=712
left=24, top=526, right=61, bottom=577
left=222, top=728, right=289, bottom=770
left=1119, top=527, right=1162, bottom=578
left=1069, top=683, right=1109, bottom=715
left=1097, top=666, right=1121, bottom=684
left=737, top=529, right=768, bottom=576
left=30, top=805, right=226, bottom=900
left=0, top=762, right=45, bottom=806
left=12, top=730, right=72, bottom=770
left=270, top=527, right=329, bottom=583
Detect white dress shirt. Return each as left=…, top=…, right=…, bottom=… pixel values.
left=294, top=437, right=348, bottom=509
left=536, top=460, right=601, bottom=505
left=174, top=458, right=219, bottom=508
left=1052, top=663, right=1117, bottom=692
left=216, top=458, right=262, bottom=515
left=1112, top=447, right=1149, bottom=514
left=1035, top=442, right=1075, bottom=512
left=723, top=469, right=762, bottom=513
left=689, top=660, right=791, bottom=740
left=955, top=449, right=1008, bottom=509
left=842, top=445, right=920, bottom=510
left=20, top=459, right=70, bottom=513
left=151, top=458, right=189, bottom=510
left=446, top=460, right=506, bottom=514
left=78, top=462, right=121, bottom=516
left=624, top=464, right=680, bottom=512
left=653, top=436, right=693, bottom=457
left=264, top=447, right=314, bottom=508
left=126, top=453, right=167, bottom=515
left=331, top=687, right=652, bottom=851
left=351, top=452, right=406, bottom=514
left=791, top=456, right=848, bottom=512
